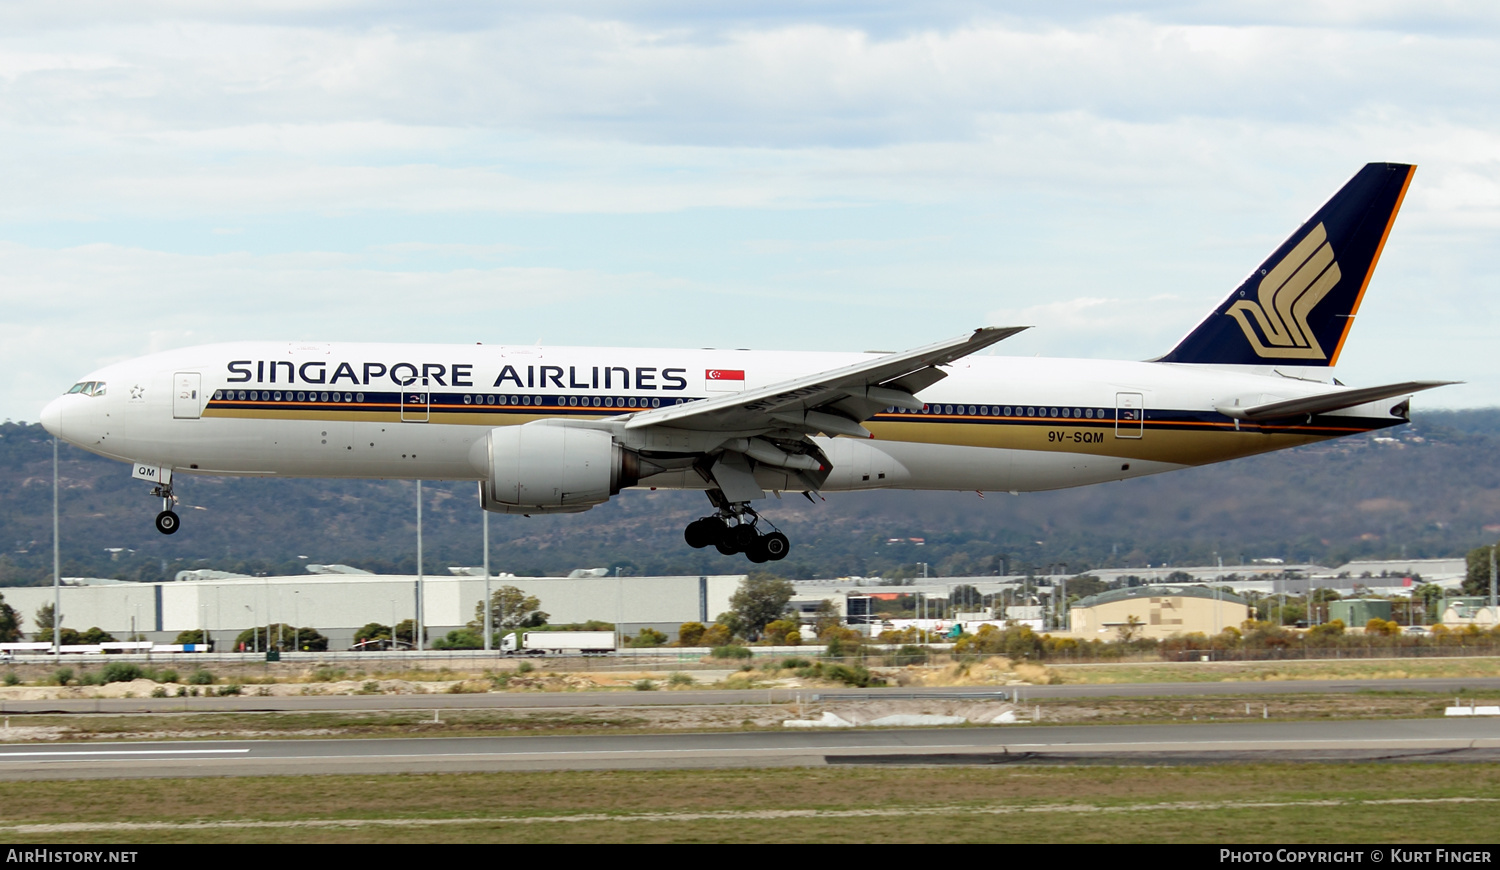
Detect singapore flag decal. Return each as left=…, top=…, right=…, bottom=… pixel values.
left=705, top=368, right=746, bottom=392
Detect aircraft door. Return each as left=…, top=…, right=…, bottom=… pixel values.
left=172, top=372, right=202, bottom=419
left=400, top=381, right=429, bottom=422
left=1115, top=392, right=1143, bottom=439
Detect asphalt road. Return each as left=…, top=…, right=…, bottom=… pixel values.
left=2, top=677, right=1497, bottom=714
left=1, top=718, right=1497, bottom=779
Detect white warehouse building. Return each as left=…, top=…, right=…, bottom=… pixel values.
left=1, top=572, right=748, bottom=650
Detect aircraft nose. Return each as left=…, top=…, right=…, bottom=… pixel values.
left=40, top=396, right=64, bottom=437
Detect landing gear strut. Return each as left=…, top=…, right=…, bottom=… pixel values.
left=684, top=492, right=790, bottom=563
left=152, top=483, right=180, bottom=536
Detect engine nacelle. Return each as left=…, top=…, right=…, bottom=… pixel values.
left=472, top=421, right=653, bottom=514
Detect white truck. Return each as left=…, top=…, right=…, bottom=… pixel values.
left=501, top=630, right=616, bottom=655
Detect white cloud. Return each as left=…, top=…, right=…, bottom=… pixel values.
left=0, top=2, right=1496, bottom=419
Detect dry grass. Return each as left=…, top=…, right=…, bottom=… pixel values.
left=1, top=764, right=1496, bottom=843
left=1048, top=656, right=1500, bottom=684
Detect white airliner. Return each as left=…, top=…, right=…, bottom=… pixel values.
left=41, top=163, right=1451, bottom=562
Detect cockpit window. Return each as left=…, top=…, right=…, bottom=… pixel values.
left=64, top=381, right=105, bottom=397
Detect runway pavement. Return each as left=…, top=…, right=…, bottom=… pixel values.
left=2, top=676, right=1498, bottom=714
left=1, top=718, right=1497, bottom=779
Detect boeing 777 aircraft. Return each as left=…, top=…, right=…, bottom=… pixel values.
left=41, top=163, right=1450, bottom=562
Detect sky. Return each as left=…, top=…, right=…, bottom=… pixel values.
left=3, top=1, right=1499, bottom=420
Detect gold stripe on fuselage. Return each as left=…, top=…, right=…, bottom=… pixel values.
left=864, top=419, right=1332, bottom=466
left=205, top=405, right=1354, bottom=467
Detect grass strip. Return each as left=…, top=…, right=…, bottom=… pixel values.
left=0, top=763, right=1497, bottom=844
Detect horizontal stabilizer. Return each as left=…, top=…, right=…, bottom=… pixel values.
left=1216, top=380, right=1457, bottom=421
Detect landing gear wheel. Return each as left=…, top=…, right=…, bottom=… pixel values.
left=762, top=532, right=790, bottom=561
left=155, top=510, right=180, bottom=535
left=698, top=488, right=797, bottom=562
left=685, top=517, right=727, bottom=549
left=730, top=523, right=759, bottom=551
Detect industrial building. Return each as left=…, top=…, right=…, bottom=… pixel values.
left=1066, top=585, right=1251, bottom=640
left=1438, top=597, right=1500, bottom=629
left=0, top=554, right=1469, bottom=651
left=0, top=571, right=747, bottom=650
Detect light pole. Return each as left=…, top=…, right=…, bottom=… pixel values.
left=52, top=437, right=60, bottom=659
left=483, top=507, right=492, bottom=652
left=1489, top=543, right=1497, bottom=624
left=416, top=480, right=424, bottom=651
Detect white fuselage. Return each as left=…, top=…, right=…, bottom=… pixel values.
left=40, top=340, right=1406, bottom=498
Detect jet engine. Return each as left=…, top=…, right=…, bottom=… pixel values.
left=473, top=421, right=660, bottom=515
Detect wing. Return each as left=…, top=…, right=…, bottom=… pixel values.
left=615, top=326, right=1027, bottom=503
left=625, top=326, right=1027, bottom=437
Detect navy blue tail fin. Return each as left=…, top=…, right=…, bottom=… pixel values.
left=1158, top=162, right=1415, bottom=367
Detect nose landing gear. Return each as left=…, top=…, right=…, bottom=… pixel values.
left=152, top=483, right=180, bottom=535
left=683, top=495, right=790, bottom=563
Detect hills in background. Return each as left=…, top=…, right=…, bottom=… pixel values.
left=2, top=410, right=1498, bottom=586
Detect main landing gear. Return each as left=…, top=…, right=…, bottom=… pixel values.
left=684, top=500, right=790, bottom=563
left=152, top=483, right=180, bottom=536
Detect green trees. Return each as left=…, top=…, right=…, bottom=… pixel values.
left=472, top=586, right=548, bottom=639
left=1465, top=545, right=1497, bottom=596
left=0, top=593, right=20, bottom=642
left=1413, top=583, right=1445, bottom=620
left=1305, top=619, right=1346, bottom=643
left=33, top=602, right=54, bottom=636
left=393, top=619, right=427, bottom=648
left=353, top=623, right=392, bottom=645
left=30, top=604, right=115, bottom=644
left=234, top=624, right=328, bottom=652
left=627, top=628, right=668, bottom=648
left=954, top=623, right=1045, bottom=659
left=729, top=573, right=794, bottom=639
left=949, top=585, right=985, bottom=611
left=761, top=619, right=801, bottom=645
left=677, top=622, right=707, bottom=646
left=34, top=625, right=113, bottom=645
left=432, top=628, right=484, bottom=650
left=699, top=623, right=733, bottom=646
left=811, top=599, right=842, bottom=638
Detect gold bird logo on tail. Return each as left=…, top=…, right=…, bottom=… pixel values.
left=1225, top=222, right=1341, bottom=360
